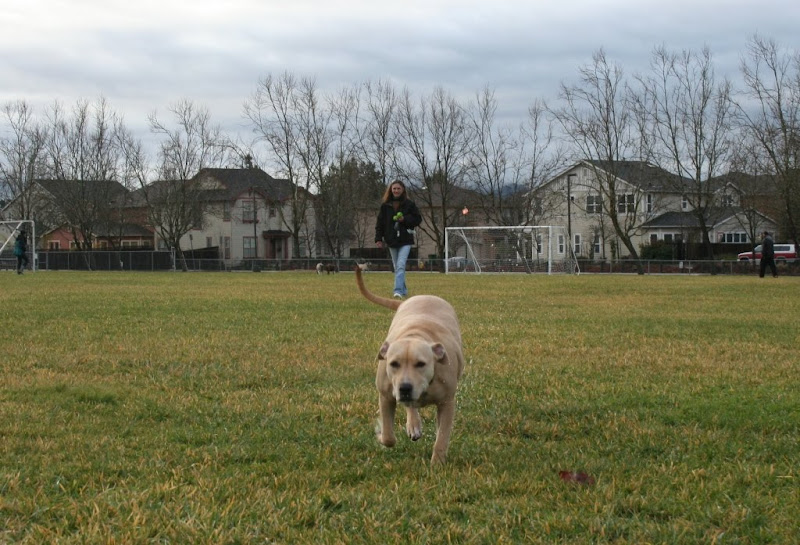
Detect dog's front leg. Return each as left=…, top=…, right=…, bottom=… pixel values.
left=405, top=407, right=422, bottom=441
left=431, top=400, right=456, bottom=464
left=377, top=393, right=397, bottom=447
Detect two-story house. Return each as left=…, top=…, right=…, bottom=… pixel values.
left=141, top=167, right=316, bottom=263
left=533, top=160, right=779, bottom=260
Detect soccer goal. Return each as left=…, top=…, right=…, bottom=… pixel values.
left=444, top=225, right=579, bottom=274
left=1, top=220, right=36, bottom=272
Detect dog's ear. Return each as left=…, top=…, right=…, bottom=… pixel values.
left=431, top=343, right=447, bottom=363
left=378, top=341, right=390, bottom=360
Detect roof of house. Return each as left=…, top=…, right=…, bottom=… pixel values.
left=583, top=160, right=691, bottom=192
left=35, top=179, right=129, bottom=202
left=127, top=167, right=302, bottom=206
left=193, top=167, right=297, bottom=202
left=641, top=207, right=775, bottom=229
left=710, top=171, right=778, bottom=195
left=41, top=222, right=154, bottom=238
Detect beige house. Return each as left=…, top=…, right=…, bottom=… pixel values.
left=167, top=168, right=316, bottom=262
left=533, top=160, right=778, bottom=260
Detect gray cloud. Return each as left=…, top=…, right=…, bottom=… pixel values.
left=2, top=0, right=798, bottom=147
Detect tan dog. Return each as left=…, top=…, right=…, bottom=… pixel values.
left=355, top=267, right=465, bottom=464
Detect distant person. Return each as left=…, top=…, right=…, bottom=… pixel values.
left=13, top=229, right=29, bottom=275
left=759, top=230, right=777, bottom=278
left=375, top=180, right=421, bottom=299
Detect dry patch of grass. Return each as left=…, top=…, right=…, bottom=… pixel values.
left=1, top=271, right=798, bottom=543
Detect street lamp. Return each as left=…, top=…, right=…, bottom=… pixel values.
left=461, top=206, right=469, bottom=261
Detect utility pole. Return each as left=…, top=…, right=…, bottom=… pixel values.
left=567, top=173, right=575, bottom=254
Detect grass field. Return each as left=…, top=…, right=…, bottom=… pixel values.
left=1, top=271, right=798, bottom=544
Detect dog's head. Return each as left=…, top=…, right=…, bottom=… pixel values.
left=379, top=338, right=447, bottom=404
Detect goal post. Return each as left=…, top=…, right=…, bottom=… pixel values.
left=0, top=220, right=37, bottom=272
left=444, top=225, right=579, bottom=274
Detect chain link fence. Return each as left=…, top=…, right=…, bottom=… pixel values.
left=1, top=249, right=797, bottom=275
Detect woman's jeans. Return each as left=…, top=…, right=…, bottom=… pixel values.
left=389, top=244, right=412, bottom=296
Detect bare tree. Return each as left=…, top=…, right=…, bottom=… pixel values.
left=146, top=99, right=228, bottom=270
left=728, top=134, right=778, bottom=266
left=316, top=85, right=363, bottom=258
left=40, top=97, right=130, bottom=266
left=467, top=87, right=564, bottom=226
left=358, top=78, right=400, bottom=185
left=644, top=45, right=735, bottom=259
left=552, top=49, right=647, bottom=271
left=0, top=101, right=48, bottom=226
left=737, top=35, right=800, bottom=249
left=295, top=77, right=334, bottom=257
left=245, top=72, right=330, bottom=257
left=395, top=86, right=473, bottom=258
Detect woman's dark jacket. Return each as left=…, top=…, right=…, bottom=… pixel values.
left=13, top=236, right=27, bottom=257
left=375, top=198, right=422, bottom=248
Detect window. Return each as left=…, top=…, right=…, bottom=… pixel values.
left=557, top=234, right=565, bottom=254
left=594, top=234, right=602, bottom=254
left=664, top=234, right=674, bottom=242
left=681, top=196, right=689, bottom=210
left=650, top=234, right=658, bottom=244
left=573, top=234, right=582, bottom=256
left=242, top=200, right=257, bottom=223
left=220, top=236, right=231, bottom=259
left=646, top=194, right=653, bottom=213
left=269, top=205, right=276, bottom=218
left=617, top=194, right=635, bottom=214
left=121, top=240, right=139, bottom=248
left=722, top=232, right=748, bottom=243
left=535, top=234, right=543, bottom=254
left=206, top=236, right=212, bottom=248
left=243, top=236, right=257, bottom=259
left=48, top=240, right=60, bottom=250
left=223, top=202, right=231, bottom=221
left=586, top=195, right=601, bottom=214
left=721, top=194, right=736, bottom=207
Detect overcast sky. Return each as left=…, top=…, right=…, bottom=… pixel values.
left=2, top=0, right=798, bottom=148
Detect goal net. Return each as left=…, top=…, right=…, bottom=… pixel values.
left=444, top=225, right=579, bottom=274
left=1, top=220, right=36, bottom=272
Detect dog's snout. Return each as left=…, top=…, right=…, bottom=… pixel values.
left=398, top=382, right=414, bottom=399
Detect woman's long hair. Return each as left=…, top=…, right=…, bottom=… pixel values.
left=381, top=180, right=407, bottom=204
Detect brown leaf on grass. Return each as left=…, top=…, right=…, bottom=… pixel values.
left=559, top=470, right=595, bottom=485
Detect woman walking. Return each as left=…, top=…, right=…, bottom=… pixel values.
left=375, top=180, right=421, bottom=299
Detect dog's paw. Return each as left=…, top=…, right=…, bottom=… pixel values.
left=405, top=411, right=422, bottom=441
left=406, top=423, right=422, bottom=441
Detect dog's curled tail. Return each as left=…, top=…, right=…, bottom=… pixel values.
left=355, top=266, right=401, bottom=310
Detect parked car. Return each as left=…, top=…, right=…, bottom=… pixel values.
left=738, top=243, right=797, bottom=263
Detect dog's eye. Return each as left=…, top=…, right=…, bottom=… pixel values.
left=415, top=361, right=426, bottom=368
left=389, top=361, right=400, bottom=368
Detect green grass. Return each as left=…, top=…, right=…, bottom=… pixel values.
left=1, top=271, right=798, bottom=544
